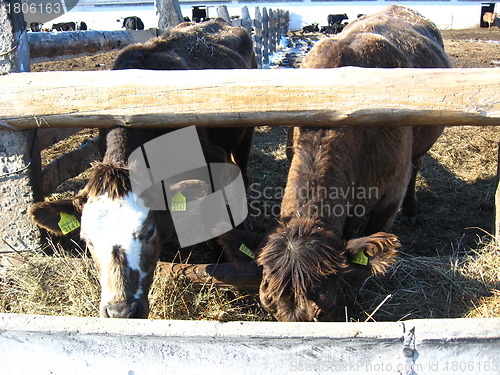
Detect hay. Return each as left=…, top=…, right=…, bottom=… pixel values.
left=0, top=241, right=100, bottom=317
left=345, top=238, right=500, bottom=322
left=1, top=239, right=498, bottom=321
left=0, top=242, right=271, bottom=321
left=148, top=273, right=269, bottom=321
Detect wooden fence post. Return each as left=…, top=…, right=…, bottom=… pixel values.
left=0, top=1, right=43, bottom=252
left=278, top=10, right=289, bottom=39
left=495, top=142, right=500, bottom=242
left=253, top=7, right=263, bottom=68
left=269, top=9, right=277, bottom=55
left=262, top=7, right=269, bottom=65
left=241, top=6, right=252, bottom=38
left=277, top=10, right=283, bottom=41
left=155, top=0, right=183, bottom=29
left=284, top=10, right=290, bottom=34
left=216, top=5, right=230, bottom=23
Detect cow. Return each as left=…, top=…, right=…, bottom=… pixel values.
left=119, top=16, right=145, bottom=30
left=77, top=21, right=88, bottom=31
left=302, top=23, right=319, bottom=33
left=30, top=19, right=257, bottom=319
left=320, top=26, right=334, bottom=34
left=29, top=22, right=42, bottom=32
left=483, top=12, right=497, bottom=28
left=222, top=5, right=452, bottom=322
left=320, top=22, right=346, bottom=34
left=327, top=13, right=348, bottom=27
left=52, top=22, right=76, bottom=31
left=192, top=6, right=208, bottom=23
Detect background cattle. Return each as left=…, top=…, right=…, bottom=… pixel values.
left=327, top=13, right=348, bottom=27
left=29, top=22, right=42, bottom=32
left=223, top=5, right=452, bottom=322
left=31, top=19, right=256, bottom=319
left=52, top=22, right=76, bottom=31
left=302, top=23, right=319, bottom=33
left=77, top=21, right=88, bottom=31
left=119, top=16, right=145, bottom=30
left=192, top=6, right=208, bottom=23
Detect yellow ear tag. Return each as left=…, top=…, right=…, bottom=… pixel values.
left=171, top=191, right=187, bottom=212
left=58, top=212, right=80, bottom=235
left=351, top=251, right=369, bottom=266
left=239, top=243, right=256, bottom=259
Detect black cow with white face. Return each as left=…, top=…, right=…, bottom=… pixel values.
left=119, top=16, right=145, bottom=30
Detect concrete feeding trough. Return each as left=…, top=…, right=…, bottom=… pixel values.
left=0, top=313, right=498, bottom=374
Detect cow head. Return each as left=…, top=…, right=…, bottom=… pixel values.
left=220, top=218, right=399, bottom=321
left=30, top=163, right=209, bottom=318
left=258, top=219, right=399, bottom=321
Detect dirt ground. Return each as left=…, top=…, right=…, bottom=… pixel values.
left=34, top=27, right=499, bottom=261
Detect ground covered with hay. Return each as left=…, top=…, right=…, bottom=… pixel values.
left=1, top=27, right=499, bottom=322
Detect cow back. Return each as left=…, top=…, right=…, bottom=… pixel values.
left=302, top=5, right=451, bottom=69
left=112, top=18, right=257, bottom=70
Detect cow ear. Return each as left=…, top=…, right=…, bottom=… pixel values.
left=217, top=228, right=263, bottom=265
left=344, top=232, right=399, bottom=276
left=30, top=197, right=85, bottom=236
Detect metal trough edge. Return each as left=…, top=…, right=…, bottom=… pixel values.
left=0, top=313, right=498, bottom=374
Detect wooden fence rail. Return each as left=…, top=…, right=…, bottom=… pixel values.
left=28, top=30, right=160, bottom=63
left=1, top=68, right=498, bottom=130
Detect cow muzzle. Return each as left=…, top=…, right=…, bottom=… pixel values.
left=101, top=299, right=148, bottom=319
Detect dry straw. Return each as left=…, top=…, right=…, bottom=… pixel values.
left=1, top=238, right=498, bottom=321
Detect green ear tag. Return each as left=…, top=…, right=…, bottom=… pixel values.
left=351, top=251, right=369, bottom=266
left=58, top=212, right=80, bottom=235
left=239, top=243, right=256, bottom=259
left=171, top=191, right=187, bottom=212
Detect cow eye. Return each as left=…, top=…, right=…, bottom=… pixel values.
left=144, top=226, right=156, bottom=242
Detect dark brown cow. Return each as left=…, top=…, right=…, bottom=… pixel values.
left=225, top=5, right=452, bottom=321
left=327, top=13, right=348, bottom=27
left=30, top=19, right=256, bottom=319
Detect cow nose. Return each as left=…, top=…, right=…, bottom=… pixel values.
left=104, top=300, right=140, bottom=318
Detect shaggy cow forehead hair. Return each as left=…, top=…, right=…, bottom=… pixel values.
left=82, top=163, right=131, bottom=200
left=258, top=218, right=347, bottom=302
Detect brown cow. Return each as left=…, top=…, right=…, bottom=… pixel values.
left=224, top=5, right=452, bottom=321
left=30, top=19, right=256, bottom=319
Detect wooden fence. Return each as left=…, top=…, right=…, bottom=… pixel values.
left=2, top=68, right=498, bottom=130
left=0, top=67, right=499, bottom=255
left=219, top=5, right=290, bottom=67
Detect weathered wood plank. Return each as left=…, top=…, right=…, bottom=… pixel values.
left=28, top=30, right=160, bottom=63
left=156, top=0, right=183, bottom=30
left=0, top=68, right=498, bottom=130
left=157, top=261, right=261, bottom=289
left=496, top=142, right=500, bottom=241
left=41, top=137, right=101, bottom=195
